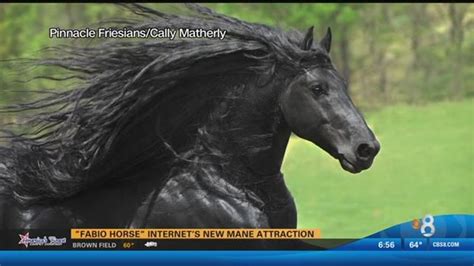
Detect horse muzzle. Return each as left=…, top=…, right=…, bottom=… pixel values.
left=338, top=140, right=380, bottom=174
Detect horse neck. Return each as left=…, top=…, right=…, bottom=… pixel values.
left=95, top=71, right=292, bottom=183
left=223, top=80, right=291, bottom=178
left=242, top=113, right=291, bottom=177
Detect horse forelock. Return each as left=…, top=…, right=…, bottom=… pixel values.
left=0, top=3, right=310, bottom=205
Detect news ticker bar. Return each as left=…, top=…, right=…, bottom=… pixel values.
left=71, top=229, right=321, bottom=239
left=66, top=238, right=473, bottom=251
left=337, top=238, right=474, bottom=251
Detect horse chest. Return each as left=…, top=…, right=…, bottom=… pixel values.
left=2, top=171, right=296, bottom=230
left=129, top=172, right=297, bottom=229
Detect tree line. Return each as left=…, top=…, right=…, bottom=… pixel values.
left=0, top=3, right=472, bottom=111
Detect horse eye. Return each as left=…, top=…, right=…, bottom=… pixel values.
left=310, top=84, right=326, bottom=96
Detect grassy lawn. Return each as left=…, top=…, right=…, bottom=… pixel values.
left=282, top=99, right=474, bottom=238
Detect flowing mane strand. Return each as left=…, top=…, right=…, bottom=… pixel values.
left=0, top=4, right=311, bottom=205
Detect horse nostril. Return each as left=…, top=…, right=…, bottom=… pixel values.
left=356, top=143, right=374, bottom=160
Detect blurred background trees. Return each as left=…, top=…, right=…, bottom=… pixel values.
left=0, top=3, right=473, bottom=110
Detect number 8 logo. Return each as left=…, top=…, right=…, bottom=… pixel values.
left=420, top=214, right=435, bottom=237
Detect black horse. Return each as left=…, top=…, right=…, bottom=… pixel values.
left=0, top=4, right=379, bottom=247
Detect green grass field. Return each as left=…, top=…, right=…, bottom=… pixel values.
left=282, top=99, right=474, bottom=238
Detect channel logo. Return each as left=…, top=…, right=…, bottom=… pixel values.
left=412, top=214, right=436, bottom=237
left=18, top=232, right=67, bottom=248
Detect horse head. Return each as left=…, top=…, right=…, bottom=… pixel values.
left=280, top=27, right=380, bottom=173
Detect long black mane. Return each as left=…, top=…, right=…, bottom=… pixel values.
left=0, top=4, right=314, bottom=205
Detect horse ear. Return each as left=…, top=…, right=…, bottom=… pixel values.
left=302, top=26, right=314, bottom=50
left=320, top=27, right=332, bottom=53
